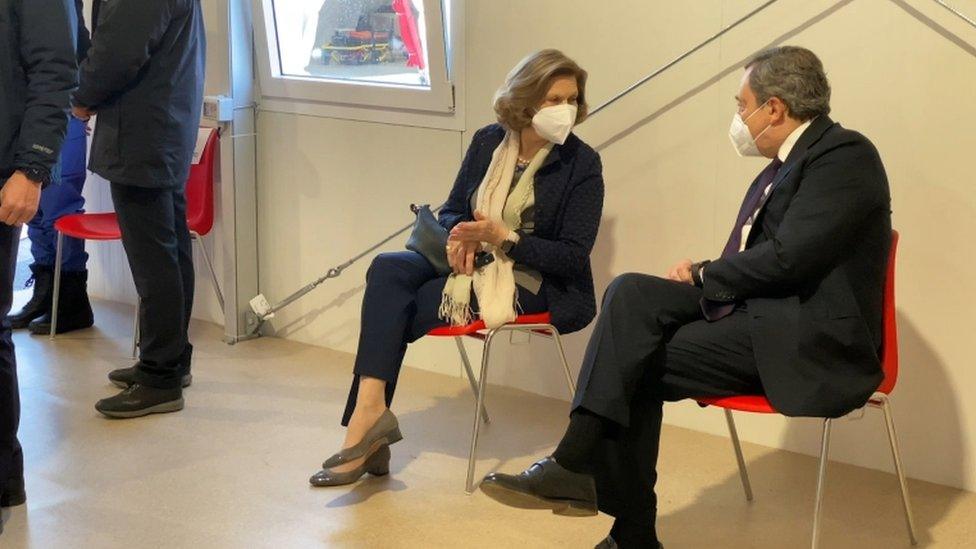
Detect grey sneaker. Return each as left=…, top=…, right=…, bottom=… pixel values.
left=95, top=384, right=184, bottom=419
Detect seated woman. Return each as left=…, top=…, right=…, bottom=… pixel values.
left=310, top=49, right=605, bottom=487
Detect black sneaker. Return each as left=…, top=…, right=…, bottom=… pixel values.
left=95, top=384, right=184, bottom=419
left=108, top=344, right=193, bottom=389
left=108, top=366, right=192, bottom=389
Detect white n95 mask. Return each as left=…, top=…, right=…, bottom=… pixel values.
left=728, top=100, right=771, bottom=157
left=532, top=104, right=578, bottom=145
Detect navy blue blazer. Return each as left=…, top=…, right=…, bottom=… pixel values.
left=439, top=124, right=605, bottom=334
left=704, top=116, right=891, bottom=418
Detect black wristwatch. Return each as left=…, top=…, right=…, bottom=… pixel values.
left=691, top=260, right=711, bottom=288
left=499, top=232, right=519, bottom=255
left=15, top=166, right=51, bottom=187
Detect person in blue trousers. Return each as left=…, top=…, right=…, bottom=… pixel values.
left=6, top=0, right=94, bottom=336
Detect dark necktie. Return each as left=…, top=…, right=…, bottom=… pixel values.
left=702, top=158, right=783, bottom=321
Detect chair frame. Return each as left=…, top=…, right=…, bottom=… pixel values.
left=720, top=392, right=917, bottom=547
left=435, top=319, right=576, bottom=494
left=704, top=230, right=914, bottom=548
left=50, top=229, right=224, bottom=357
left=49, top=129, right=224, bottom=353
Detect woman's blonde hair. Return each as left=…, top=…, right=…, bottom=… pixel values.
left=493, top=49, right=588, bottom=131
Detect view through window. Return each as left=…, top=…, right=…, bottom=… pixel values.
left=270, top=0, right=433, bottom=88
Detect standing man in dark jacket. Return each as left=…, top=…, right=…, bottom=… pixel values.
left=481, top=47, right=892, bottom=548
left=7, top=0, right=95, bottom=336
left=0, top=0, right=78, bottom=534
left=72, top=0, right=206, bottom=418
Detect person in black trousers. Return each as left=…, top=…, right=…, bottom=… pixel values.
left=0, top=0, right=78, bottom=533
left=481, top=46, right=892, bottom=549
left=309, top=50, right=605, bottom=487
left=71, top=0, right=206, bottom=418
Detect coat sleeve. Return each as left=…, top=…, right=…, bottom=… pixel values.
left=702, top=139, right=888, bottom=302
left=75, top=0, right=92, bottom=62
left=73, top=0, right=177, bottom=108
left=438, top=126, right=490, bottom=231
left=12, top=0, right=78, bottom=179
left=507, top=153, right=605, bottom=279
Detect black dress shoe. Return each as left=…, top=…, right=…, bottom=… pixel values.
left=480, top=456, right=597, bottom=517
left=95, top=384, right=184, bottom=419
left=0, top=476, right=26, bottom=507
left=595, top=536, right=663, bottom=549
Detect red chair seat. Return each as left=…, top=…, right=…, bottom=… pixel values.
left=698, top=395, right=777, bottom=414
left=427, top=312, right=553, bottom=337
left=54, top=213, right=122, bottom=241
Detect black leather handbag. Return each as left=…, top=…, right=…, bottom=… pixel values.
left=406, top=204, right=451, bottom=275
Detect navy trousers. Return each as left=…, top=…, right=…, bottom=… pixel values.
left=0, top=223, right=22, bottom=488
left=29, top=118, right=88, bottom=271
left=110, top=183, right=194, bottom=389
left=341, top=251, right=548, bottom=425
left=572, top=273, right=763, bottom=527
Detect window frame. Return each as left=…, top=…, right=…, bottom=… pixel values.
left=252, top=0, right=455, bottom=115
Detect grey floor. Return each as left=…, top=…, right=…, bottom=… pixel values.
left=0, top=299, right=973, bottom=548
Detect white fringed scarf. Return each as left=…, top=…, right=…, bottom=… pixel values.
left=439, top=131, right=553, bottom=328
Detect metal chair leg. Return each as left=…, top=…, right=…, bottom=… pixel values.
left=878, top=395, right=918, bottom=545
left=811, top=418, right=833, bottom=549
left=455, top=337, right=489, bottom=424
left=131, top=299, right=141, bottom=360
left=49, top=232, right=64, bottom=340
left=724, top=409, right=754, bottom=501
left=466, top=329, right=498, bottom=494
left=192, top=232, right=224, bottom=312
left=549, top=327, right=576, bottom=398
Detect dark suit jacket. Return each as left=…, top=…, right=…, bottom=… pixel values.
left=703, top=116, right=891, bottom=418
left=439, top=124, right=605, bottom=335
left=74, top=0, right=205, bottom=188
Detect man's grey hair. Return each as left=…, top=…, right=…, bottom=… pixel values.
left=745, top=46, right=831, bottom=120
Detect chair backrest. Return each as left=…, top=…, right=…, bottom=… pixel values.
left=877, top=230, right=900, bottom=395
left=185, top=128, right=220, bottom=236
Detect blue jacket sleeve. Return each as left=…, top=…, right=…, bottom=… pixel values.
left=507, top=153, right=605, bottom=278
left=12, top=0, right=78, bottom=180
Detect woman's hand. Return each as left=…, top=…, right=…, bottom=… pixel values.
left=450, top=210, right=510, bottom=247
left=447, top=238, right=480, bottom=276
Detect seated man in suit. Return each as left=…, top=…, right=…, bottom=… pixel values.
left=480, top=46, right=892, bottom=549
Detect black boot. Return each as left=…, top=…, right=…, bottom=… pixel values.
left=28, top=269, right=94, bottom=335
left=6, top=264, right=53, bottom=329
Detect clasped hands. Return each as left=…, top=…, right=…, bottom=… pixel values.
left=446, top=210, right=509, bottom=276
left=666, top=258, right=695, bottom=285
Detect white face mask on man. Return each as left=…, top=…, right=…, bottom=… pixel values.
left=532, top=104, right=578, bottom=145
left=728, top=99, right=772, bottom=157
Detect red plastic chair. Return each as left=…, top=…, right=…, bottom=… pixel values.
left=697, top=231, right=916, bottom=548
left=50, top=128, right=223, bottom=356
left=427, top=312, right=575, bottom=493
